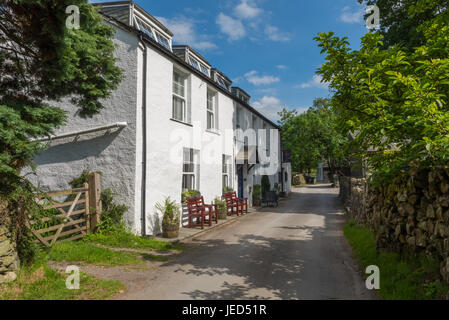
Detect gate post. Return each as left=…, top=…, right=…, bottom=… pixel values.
left=88, top=173, right=102, bottom=232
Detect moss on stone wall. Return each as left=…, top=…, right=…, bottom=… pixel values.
left=339, top=166, right=449, bottom=283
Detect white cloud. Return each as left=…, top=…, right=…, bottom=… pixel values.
left=297, top=75, right=329, bottom=89
left=339, top=6, right=364, bottom=23
left=276, top=65, right=288, bottom=70
left=234, top=0, right=263, bottom=20
left=244, top=70, right=280, bottom=86
left=216, top=13, right=246, bottom=41
left=265, top=25, right=291, bottom=42
left=156, top=16, right=216, bottom=50
left=253, top=96, right=285, bottom=122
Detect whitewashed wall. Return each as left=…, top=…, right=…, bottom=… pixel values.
left=142, top=48, right=236, bottom=235
left=29, top=26, right=140, bottom=232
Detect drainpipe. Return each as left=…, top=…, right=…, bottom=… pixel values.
left=280, top=132, right=284, bottom=192
left=140, top=36, right=148, bottom=237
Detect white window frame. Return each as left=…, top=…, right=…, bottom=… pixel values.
left=236, top=107, right=242, bottom=129
left=222, top=155, right=232, bottom=189
left=182, top=148, right=200, bottom=192
left=172, top=69, right=189, bottom=123
left=207, top=89, right=218, bottom=131
left=155, top=31, right=171, bottom=50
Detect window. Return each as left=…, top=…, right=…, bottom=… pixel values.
left=136, top=19, right=155, bottom=40
left=217, top=76, right=228, bottom=90
left=172, top=71, right=187, bottom=122
left=189, top=57, right=200, bottom=70
left=182, top=149, right=199, bottom=192
left=155, top=31, right=171, bottom=50
left=222, top=155, right=232, bottom=189
left=200, top=64, right=210, bottom=76
left=252, top=115, right=258, bottom=146
left=236, top=107, right=241, bottom=129
left=189, top=56, right=210, bottom=76
left=207, top=89, right=218, bottom=130
left=263, top=123, right=271, bottom=154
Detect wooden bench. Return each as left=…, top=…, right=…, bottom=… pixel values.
left=223, top=192, right=248, bottom=216
left=186, top=196, right=218, bottom=229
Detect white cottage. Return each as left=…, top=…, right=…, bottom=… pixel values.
left=31, top=1, right=292, bottom=236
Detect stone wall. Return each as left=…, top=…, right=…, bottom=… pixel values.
left=0, top=207, right=19, bottom=284
left=339, top=166, right=449, bottom=283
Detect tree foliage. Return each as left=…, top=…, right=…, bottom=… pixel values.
left=278, top=98, right=348, bottom=173
left=315, top=0, right=449, bottom=184
left=358, top=0, right=448, bottom=50
left=0, top=0, right=122, bottom=195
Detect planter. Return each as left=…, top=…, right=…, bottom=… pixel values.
left=218, top=209, right=227, bottom=220
left=162, top=224, right=179, bottom=239
left=253, top=199, right=262, bottom=207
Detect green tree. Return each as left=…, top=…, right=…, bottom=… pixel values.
left=278, top=99, right=348, bottom=174
left=358, top=0, right=448, bottom=50
left=0, top=0, right=122, bottom=195
left=0, top=1, right=122, bottom=262
left=315, top=0, right=449, bottom=184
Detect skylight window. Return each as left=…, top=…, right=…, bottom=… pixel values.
left=200, top=64, right=210, bottom=76
left=136, top=19, right=155, bottom=40
left=189, top=57, right=200, bottom=70
left=155, top=32, right=171, bottom=50
left=217, top=76, right=228, bottom=90
left=188, top=56, right=210, bottom=76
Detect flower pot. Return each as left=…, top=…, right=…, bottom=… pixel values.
left=162, top=224, right=179, bottom=239
left=253, top=199, right=261, bottom=207
left=218, top=209, right=227, bottom=220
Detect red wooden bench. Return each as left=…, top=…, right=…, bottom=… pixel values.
left=223, top=192, right=248, bottom=216
left=186, top=196, right=218, bottom=229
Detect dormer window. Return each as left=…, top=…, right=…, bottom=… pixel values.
left=155, top=31, right=171, bottom=50
left=217, top=76, right=229, bottom=90
left=136, top=18, right=156, bottom=41
left=199, top=64, right=210, bottom=76
left=189, top=56, right=210, bottom=76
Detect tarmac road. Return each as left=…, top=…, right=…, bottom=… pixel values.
left=117, top=185, right=376, bottom=300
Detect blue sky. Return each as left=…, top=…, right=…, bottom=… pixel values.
left=95, top=0, right=369, bottom=122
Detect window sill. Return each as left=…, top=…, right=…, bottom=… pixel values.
left=170, top=118, right=193, bottom=127
left=205, top=129, right=221, bottom=136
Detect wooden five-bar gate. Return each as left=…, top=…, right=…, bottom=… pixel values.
left=26, top=173, right=102, bottom=247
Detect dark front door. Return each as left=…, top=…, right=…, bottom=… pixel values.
left=238, top=166, right=244, bottom=198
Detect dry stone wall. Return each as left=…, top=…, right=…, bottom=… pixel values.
left=339, top=166, right=449, bottom=283
left=0, top=203, right=19, bottom=284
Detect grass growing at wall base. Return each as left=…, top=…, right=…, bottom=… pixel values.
left=83, top=229, right=185, bottom=252
left=344, top=221, right=449, bottom=300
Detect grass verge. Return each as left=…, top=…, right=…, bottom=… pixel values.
left=48, top=242, right=144, bottom=267
left=0, top=252, right=124, bottom=300
left=344, top=221, right=449, bottom=300
left=83, top=230, right=185, bottom=252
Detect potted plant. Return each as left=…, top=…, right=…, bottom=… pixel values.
left=215, top=197, right=227, bottom=220
left=223, top=186, right=234, bottom=194
left=253, top=184, right=262, bottom=207
left=156, top=197, right=181, bottom=239
left=181, top=190, right=201, bottom=203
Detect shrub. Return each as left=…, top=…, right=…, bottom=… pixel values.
left=214, top=198, right=226, bottom=212
left=181, top=190, right=200, bottom=202
left=253, top=185, right=262, bottom=200
left=155, top=197, right=180, bottom=228
left=261, top=175, right=271, bottom=195
left=69, top=169, right=127, bottom=233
